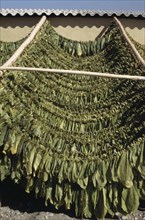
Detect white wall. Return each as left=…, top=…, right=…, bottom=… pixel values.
left=49, top=17, right=112, bottom=41
left=0, top=16, right=144, bottom=45
left=0, top=16, right=39, bottom=42
left=0, top=16, right=112, bottom=42
left=120, top=18, right=145, bottom=45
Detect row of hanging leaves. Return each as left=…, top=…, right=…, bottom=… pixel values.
left=40, top=20, right=111, bottom=57
left=0, top=20, right=145, bottom=219
left=0, top=38, right=26, bottom=66
left=52, top=33, right=111, bottom=57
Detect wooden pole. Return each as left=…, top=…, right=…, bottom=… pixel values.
left=1, top=16, right=47, bottom=69
left=114, top=17, right=145, bottom=69
left=0, top=66, right=145, bottom=81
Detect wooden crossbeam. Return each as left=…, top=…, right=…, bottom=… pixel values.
left=0, top=66, right=145, bottom=81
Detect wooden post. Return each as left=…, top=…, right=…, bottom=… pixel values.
left=1, top=16, right=47, bottom=69
left=114, top=16, right=145, bottom=69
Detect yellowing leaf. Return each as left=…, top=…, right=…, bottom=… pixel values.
left=10, top=136, right=21, bottom=155
left=77, top=177, right=88, bottom=189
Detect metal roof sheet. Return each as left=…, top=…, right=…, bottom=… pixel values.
left=0, top=8, right=145, bottom=18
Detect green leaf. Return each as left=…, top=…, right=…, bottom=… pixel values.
left=137, top=141, right=145, bottom=179
left=26, top=146, right=36, bottom=175
left=117, top=152, right=133, bottom=188
left=45, top=185, right=53, bottom=205
left=55, top=183, right=63, bottom=204
left=33, top=150, right=42, bottom=173
left=139, top=180, right=145, bottom=199
left=94, top=188, right=108, bottom=218
left=0, top=125, right=8, bottom=147
left=77, top=177, right=88, bottom=189
left=107, top=157, right=118, bottom=183
left=81, top=189, right=92, bottom=218
left=25, top=177, right=34, bottom=193
left=64, top=184, right=72, bottom=209
left=33, top=125, right=41, bottom=137
left=92, top=188, right=99, bottom=209
left=92, top=161, right=108, bottom=189
left=10, top=135, right=21, bottom=155
left=121, top=185, right=139, bottom=213
left=100, top=37, right=106, bottom=50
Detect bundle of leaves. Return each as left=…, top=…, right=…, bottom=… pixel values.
left=0, top=20, right=145, bottom=219
left=0, top=38, right=26, bottom=66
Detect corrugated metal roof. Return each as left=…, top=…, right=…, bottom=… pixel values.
left=0, top=8, right=145, bottom=18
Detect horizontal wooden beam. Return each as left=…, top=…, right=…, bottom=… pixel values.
left=0, top=66, right=145, bottom=81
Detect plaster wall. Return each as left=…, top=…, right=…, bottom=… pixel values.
left=0, top=16, right=144, bottom=45
left=49, top=17, right=112, bottom=41
left=120, top=18, right=145, bottom=45
left=0, top=16, right=39, bottom=42
left=0, top=16, right=112, bottom=42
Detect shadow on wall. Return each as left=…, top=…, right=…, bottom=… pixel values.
left=120, top=18, right=145, bottom=30
left=0, top=15, right=40, bottom=28
left=0, top=15, right=40, bottom=42
left=0, top=15, right=144, bottom=43
left=49, top=17, right=112, bottom=41
left=120, top=18, right=145, bottom=45
left=0, top=15, right=112, bottom=42
left=49, top=16, right=145, bottom=42
left=1, top=15, right=144, bottom=29
left=49, top=16, right=112, bottom=28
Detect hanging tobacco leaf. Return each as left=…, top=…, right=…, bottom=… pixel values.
left=0, top=19, right=145, bottom=219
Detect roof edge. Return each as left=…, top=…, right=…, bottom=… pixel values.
left=0, top=9, right=145, bottom=18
